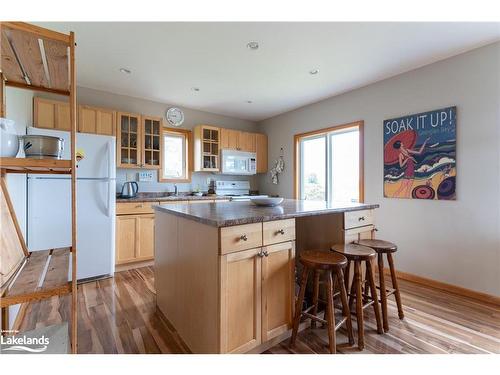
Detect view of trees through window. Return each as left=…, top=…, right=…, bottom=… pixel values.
left=299, top=126, right=360, bottom=202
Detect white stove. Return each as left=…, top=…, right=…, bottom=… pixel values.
left=214, top=180, right=268, bottom=201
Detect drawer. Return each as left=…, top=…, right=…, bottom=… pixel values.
left=344, top=209, right=374, bottom=229
left=344, top=224, right=374, bottom=244
left=220, top=223, right=262, bottom=255
left=116, top=201, right=156, bottom=215
left=263, top=219, right=295, bottom=246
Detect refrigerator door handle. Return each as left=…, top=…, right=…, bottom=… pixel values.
left=106, top=179, right=112, bottom=217
left=107, top=140, right=112, bottom=180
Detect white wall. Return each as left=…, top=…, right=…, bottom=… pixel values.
left=4, top=87, right=33, bottom=328
left=257, top=42, right=500, bottom=296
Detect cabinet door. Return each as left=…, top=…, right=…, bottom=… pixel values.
left=261, top=241, right=295, bottom=341
left=56, top=102, right=71, bottom=131
left=344, top=225, right=374, bottom=244
left=78, top=105, right=97, bottom=133
left=255, top=133, right=268, bottom=173
left=97, top=109, right=116, bottom=136
left=34, top=97, right=56, bottom=129
left=116, top=215, right=138, bottom=264
left=137, top=214, right=155, bottom=260
left=221, top=128, right=240, bottom=150
left=142, top=116, right=162, bottom=169
left=220, top=248, right=262, bottom=353
left=239, top=132, right=256, bottom=152
left=117, top=112, right=142, bottom=168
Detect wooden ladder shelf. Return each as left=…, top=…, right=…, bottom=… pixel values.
left=0, top=22, right=78, bottom=353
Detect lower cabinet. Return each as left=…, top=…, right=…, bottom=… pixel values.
left=219, top=240, right=295, bottom=353
left=116, top=213, right=155, bottom=265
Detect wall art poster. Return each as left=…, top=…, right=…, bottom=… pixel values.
left=383, top=106, right=456, bottom=200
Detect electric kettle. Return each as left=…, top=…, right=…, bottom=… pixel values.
left=120, top=181, right=139, bottom=198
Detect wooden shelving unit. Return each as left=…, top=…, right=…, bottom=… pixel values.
left=0, top=22, right=78, bottom=353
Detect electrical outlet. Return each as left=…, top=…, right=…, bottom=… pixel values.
left=138, top=171, right=154, bottom=182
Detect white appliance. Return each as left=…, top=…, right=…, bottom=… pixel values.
left=214, top=180, right=268, bottom=201
left=221, top=149, right=257, bottom=175
left=27, top=127, right=116, bottom=280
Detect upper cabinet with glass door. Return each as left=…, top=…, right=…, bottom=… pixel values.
left=117, top=112, right=141, bottom=168
left=194, top=125, right=220, bottom=171
left=142, top=116, right=162, bottom=169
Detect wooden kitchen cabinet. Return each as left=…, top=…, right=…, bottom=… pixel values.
left=220, top=247, right=262, bottom=353
left=117, top=112, right=142, bottom=168
left=261, top=241, right=295, bottom=342
left=220, top=128, right=256, bottom=152
left=78, top=105, right=116, bottom=136
left=116, top=202, right=155, bottom=265
left=194, top=125, right=220, bottom=172
left=220, top=128, right=239, bottom=150
left=142, top=116, right=162, bottom=169
left=33, top=97, right=71, bottom=131
left=255, top=133, right=268, bottom=173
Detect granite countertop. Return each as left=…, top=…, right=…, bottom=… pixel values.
left=116, top=192, right=229, bottom=203
left=154, top=199, right=379, bottom=227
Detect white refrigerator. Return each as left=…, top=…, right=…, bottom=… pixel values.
left=27, top=127, right=116, bottom=280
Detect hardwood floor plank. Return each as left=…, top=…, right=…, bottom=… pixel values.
left=17, top=266, right=500, bottom=354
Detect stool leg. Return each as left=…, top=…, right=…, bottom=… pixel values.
left=344, top=260, right=351, bottom=292
left=311, top=270, right=320, bottom=328
left=387, top=253, right=404, bottom=319
left=337, top=268, right=354, bottom=346
left=290, top=266, right=309, bottom=347
left=378, top=253, right=389, bottom=332
left=348, top=269, right=357, bottom=311
left=354, top=260, right=364, bottom=350
left=325, top=270, right=336, bottom=354
left=365, top=259, right=383, bottom=334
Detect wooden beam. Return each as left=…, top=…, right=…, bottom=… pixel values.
left=0, top=22, right=70, bottom=44
left=69, top=31, right=78, bottom=355
left=5, top=80, right=70, bottom=96
left=0, top=72, right=5, bottom=117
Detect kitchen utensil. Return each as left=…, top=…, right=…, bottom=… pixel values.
left=250, top=197, right=284, bottom=207
left=0, top=118, right=20, bottom=157
left=120, top=181, right=139, bottom=198
left=21, top=135, right=64, bottom=159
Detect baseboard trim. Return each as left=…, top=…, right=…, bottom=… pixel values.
left=384, top=268, right=500, bottom=307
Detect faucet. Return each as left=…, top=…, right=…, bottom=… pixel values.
left=173, top=184, right=178, bottom=196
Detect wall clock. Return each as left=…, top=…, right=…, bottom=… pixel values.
left=165, top=107, right=184, bottom=127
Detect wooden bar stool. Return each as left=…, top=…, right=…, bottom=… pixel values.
left=331, top=244, right=383, bottom=350
left=355, top=239, right=404, bottom=332
left=290, top=250, right=354, bottom=354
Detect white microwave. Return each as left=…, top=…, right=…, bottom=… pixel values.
left=221, top=149, right=257, bottom=175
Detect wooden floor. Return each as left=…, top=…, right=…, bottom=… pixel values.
left=18, top=266, right=500, bottom=354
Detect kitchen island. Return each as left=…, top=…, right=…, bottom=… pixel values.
left=154, top=199, right=379, bottom=353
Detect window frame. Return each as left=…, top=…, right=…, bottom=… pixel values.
left=294, top=120, right=364, bottom=202
left=159, top=127, right=193, bottom=183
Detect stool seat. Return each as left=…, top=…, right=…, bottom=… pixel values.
left=355, top=239, right=397, bottom=253
left=299, top=250, right=347, bottom=270
left=331, top=243, right=376, bottom=260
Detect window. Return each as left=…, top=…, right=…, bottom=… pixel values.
left=295, top=121, right=364, bottom=203
left=159, top=128, right=191, bottom=182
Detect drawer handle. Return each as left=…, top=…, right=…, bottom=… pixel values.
left=135, top=204, right=143, bottom=208
left=358, top=216, right=365, bottom=221
left=276, top=229, right=285, bottom=235
left=257, top=250, right=269, bottom=257
left=240, top=234, right=248, bottom=241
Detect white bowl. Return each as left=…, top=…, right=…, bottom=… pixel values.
left=250, top=197, right=284, bottom=207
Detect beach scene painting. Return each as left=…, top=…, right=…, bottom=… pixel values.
left=384, top=106, right=456, bottom=200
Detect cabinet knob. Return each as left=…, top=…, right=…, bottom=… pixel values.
left=240, top=234, right=248, bottom=241
left=276, top=229, right=285, bottom=235
left=263, top=250, right=269, bottom=257
left=257, top=250, right=264, bottom=257
left=358, top=216, right=365, bottom=221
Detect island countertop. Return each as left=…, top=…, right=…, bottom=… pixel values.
left=154, top=199, right=379, bottom=227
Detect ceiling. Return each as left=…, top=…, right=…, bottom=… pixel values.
left=36, top=22, right=500, bottom=121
